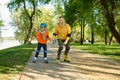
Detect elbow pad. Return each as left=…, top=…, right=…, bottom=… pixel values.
left=67, top=33, right=71, bottom=37
left=53, top=33, right=57, bottom=36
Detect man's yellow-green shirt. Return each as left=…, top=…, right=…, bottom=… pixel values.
left=54, top=23, right=71, bottom=40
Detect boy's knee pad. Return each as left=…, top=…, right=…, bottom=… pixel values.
left=36, top=50, right=40, bottom=53
left=44, top=50, right=47, bottom=53
left=58, top=46, right=63, bottom=51
left=66, top=46, right=70, bottom=50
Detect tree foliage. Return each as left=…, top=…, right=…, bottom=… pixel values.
left=8, top=0, right=51, bottom=44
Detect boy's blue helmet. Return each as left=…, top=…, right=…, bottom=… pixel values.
left=40, top=23, right=47, bottom=27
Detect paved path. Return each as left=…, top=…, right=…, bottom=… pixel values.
left=15, top=44, right=120, bottom=80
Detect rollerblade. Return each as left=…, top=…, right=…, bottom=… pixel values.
left=32, top=57, right=37, bottom=63
left=44, top=57, right=48, bottom=63
left=64, top=56, right=70, bottom=62
left=56, top=58, right=60, bottom=64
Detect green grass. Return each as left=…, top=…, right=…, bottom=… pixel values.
left=70, top=43, right=120, bottom=60
left=0, top=44, right=36, bottom=79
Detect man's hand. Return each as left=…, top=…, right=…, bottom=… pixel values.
left=64, top=40, right=68, bottom=45
left=64, top=37, right=69, bottom=45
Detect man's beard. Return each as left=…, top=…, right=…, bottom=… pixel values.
left=60, top=23, right=65, bottom=27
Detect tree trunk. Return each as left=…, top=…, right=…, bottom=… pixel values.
left=80, top=26, right=83, bottom=44
left=104, top=30, right=108, bottom=44
left=23, top=0, right=35, bottom=44
left=83, top=25, right=85, bottom=42
left=109, top=35, right=113, bottom=45
left=100, top=0, right=120, bottom=44
left=91, top=27, right=94, bottom=44
left=24, top=18, right=33, bottom=44
left=79, top=19, right=83, bottom=45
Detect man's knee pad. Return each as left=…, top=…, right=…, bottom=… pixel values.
left=58, top=46, right=63, bottom=51
left=66, top=46, right=70, bottom=50
left=36, top=50, right=40, bottom=53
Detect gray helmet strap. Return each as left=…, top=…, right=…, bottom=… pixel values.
left=40, top=30, right=46, bottom=40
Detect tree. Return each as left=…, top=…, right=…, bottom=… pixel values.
left=8, top=0, right=50, bottom=44
left=11, top=7, right=55, bottom=43
left=100, top=0, right=120, bottom=44
left=64, top=0, right=94, bottom=44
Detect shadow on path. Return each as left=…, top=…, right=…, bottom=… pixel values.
left=17, top=44, right=120, bottom=80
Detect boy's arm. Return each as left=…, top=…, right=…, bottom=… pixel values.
left=32, top=35, right=36, bottom=40
left=29, top=35, right=36, bottom=42
left=29, top=33, right=37, bottom=42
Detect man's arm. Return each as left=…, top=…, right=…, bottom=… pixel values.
left=64, top=24, right=71, bottom=45
left=52, top=27, right=58, bottom=40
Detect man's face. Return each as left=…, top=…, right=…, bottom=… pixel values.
left=59, top=18, right=65, bottom=26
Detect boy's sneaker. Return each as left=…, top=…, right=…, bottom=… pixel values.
left=44, top=57, right=48, bottom=63
left=32, top=57, right=37, bottom=63
left=56, top=58, right=60, bottom=64
left=64, top=56, right=70, bottom=62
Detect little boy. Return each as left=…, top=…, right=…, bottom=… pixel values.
left=32, top=23, right=51, bottom=63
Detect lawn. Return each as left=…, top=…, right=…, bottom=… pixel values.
left=0, top=44, right=36, bottom=80
left=70, top=43, right=120, bottom=61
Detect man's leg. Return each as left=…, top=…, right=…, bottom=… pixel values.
left=56, top=39, right=64, bottom=61
left=65, top=45, right=70, bottom=56
left=64, top=42, right=71, bottom=62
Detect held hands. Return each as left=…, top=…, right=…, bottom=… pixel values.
left=52, top=40, right=56, bottom=45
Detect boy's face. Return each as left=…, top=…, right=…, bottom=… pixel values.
left=40, top=27, right=45, bottom=31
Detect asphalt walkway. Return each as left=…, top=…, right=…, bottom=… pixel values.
left=15, top=44, right=120, bottom=80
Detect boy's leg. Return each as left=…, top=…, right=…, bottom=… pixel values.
left=32, top=43, right=41, bottom=63
left=35, top=43, right=42, bottom=58
left=43, top=44, right=48, bottom=63
left=43, top=44, right=47, bottom=58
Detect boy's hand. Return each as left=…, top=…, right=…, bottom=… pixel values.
left=28, top=38, right=32, bottom=42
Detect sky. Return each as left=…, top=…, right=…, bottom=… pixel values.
left=0, top=0, right=15, bottom=37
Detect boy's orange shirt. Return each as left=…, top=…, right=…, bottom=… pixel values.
left=35, top=30, right=51, bottom=44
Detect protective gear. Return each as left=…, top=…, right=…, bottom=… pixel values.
left=58, top=46, right=63, bottom=50
left=53, top=33, right=57, bottom=36
left=64, top=55, right=70, bottom=62
left=67, top=33, right=71, bottom=37
left=56, top=46, right=63, bottom=60
left=44, top=50, right=47, bottom=58
left=64, top=45, right=70, bottom=55
left=44, top=57, right=48, bottom=63
left=32, top=57, right=37, bottom=63
left=56, top=58, right=60, bottom=64
left=36, top=50, right=40, bottom=53
left=40, top=23, right=47, bottom=27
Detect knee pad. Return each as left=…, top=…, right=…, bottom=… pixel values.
left=44, top=50, right=47, bottom=53
left=66, top=46, right=70, bottom=50
left=36, top=50, right=40, bottom=53
left=58, top=46, right=63, bottom=51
